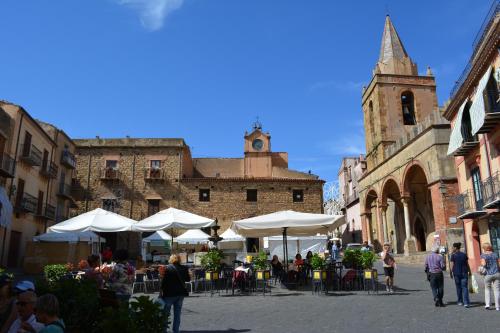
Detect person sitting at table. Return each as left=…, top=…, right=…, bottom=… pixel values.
left=109, top=249, right=135, bottom=302
left=294, top=254, right=304, bottom=266
left=271, top=255, right=284, bottom=281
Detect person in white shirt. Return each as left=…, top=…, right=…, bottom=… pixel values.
left=7, top=291, right=44, bottom=333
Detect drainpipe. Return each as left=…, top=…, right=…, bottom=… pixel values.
left=44, top=130, right=58, bottom=232
left=85, top=145, right=92, bottom=212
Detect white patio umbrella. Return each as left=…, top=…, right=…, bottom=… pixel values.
left=174, top=229, right=211, bottom=244
left=232, top=210, right=345, bottom=270
left=142, top=230, right=172, bottom=243
left=219, top=228, right=245, bottom=242
left=48, top=208, right=136, bottom=233
left=132, top=207, right=215, bottom=231
left=34, top=231, right=106, bottom=243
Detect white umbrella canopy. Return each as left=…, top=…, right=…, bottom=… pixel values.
left=142, top=230, right=172, bottom=243
left=174, top=229, right=210, bottom=244
left=34, top=231, right=106, bottom=243
left=219, top=228, right=245, bottom=242
left=132, top=207, right=215, bottom=232
left=231, top=210, right=345, bottom=237
left=48, top=208, right=136, bottom=233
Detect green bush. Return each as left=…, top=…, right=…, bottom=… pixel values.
left=44, top=264, right=69, bottom=284
left=360, top=251, right=377, bottom=269
left=342, top=249, right=363, bottom=269
left=200, top=249, right=224, bottom=271
left=253, top=251, right=269, bottom=270
left=310, top=253, right=325, bottom=270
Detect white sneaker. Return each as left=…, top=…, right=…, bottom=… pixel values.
left=386, top=286, right=390, bottom=292
left=485, top=305, right=490, bottom=310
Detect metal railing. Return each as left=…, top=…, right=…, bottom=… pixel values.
left=61, top=150, right=76, bottom=169
left=482, top=172, right=500, bottom=207
left=100, top=167, right=120, bottom=180
left=40, top=161, right=58, bottom=179
left=44, top=203, right=56, bottom=220
left=450, top=0, right=500, bottom=98
left=0, top=152, right=15, bottom=177
left=20, top=143, right=42, bottom=166
left=453, top=189, right=485, bottom=217
left=58, top=182, right=73, bottom=199
left=144, top=167, right=164, bottom=180
left=16, top=192, right=38, bottom=213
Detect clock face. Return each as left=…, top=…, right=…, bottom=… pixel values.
left=252, top=139, right=264, bottom=151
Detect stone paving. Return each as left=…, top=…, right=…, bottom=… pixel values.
left=146, top=262, right=499, bottom=333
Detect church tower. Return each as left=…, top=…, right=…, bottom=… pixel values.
left=362, top=16, right=438, bottom=170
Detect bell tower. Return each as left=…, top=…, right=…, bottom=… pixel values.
left=362, top=16, right=439, bottom=170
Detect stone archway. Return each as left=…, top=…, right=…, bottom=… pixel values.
left=381, top=178, right=405, bottom=254
left=402, top=163, right=435, bottom=253
left=363, top=189, right=379, bottom=246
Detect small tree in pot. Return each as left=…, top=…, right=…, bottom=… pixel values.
left=200, top=249, right=223, bottom=280
left=361, top=250, right=378, bottom=280
left=310, top=253, right=327, bottom=280
left=253, top=251, right=270, bottom=280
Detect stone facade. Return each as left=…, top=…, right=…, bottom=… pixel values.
left=72, top=126, right=324, bottom=257
left=358, top=16, right=460, bottom=254
left=443, top=4, right=500, bottom=269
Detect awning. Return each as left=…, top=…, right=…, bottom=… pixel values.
left=132, top=207, right=214, bottom=232
left=142, top=230, right=172, bottom=243
left=0, top=186, right=13, bottom=228
left=48, top=208, right=136, bottom=233
left=174, top=229, right=210, bottom=244
left=34, top=231, right=106, bottom=243
left=219, top=228, right=245, bottom=242
left=470, top=66, right=493, bottom=135
left=447, top=100, right=468, bottom=155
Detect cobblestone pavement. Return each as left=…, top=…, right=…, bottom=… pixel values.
left=157, top=263, right=499, bottom=333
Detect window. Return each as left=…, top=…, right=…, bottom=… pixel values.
left=106, top=160, right=118, bottom=169
left=102, top=199, right=118, bottom=212
left=293, top=189, right=304, bottom=202
left=246, top=189, right=257, bottom=202
left=42, top=150, right=49, bottom=171
left=489, top=216, right=500, bottom=257
left=147, top=199, right=160, bottom=216
left=484, top=71, right=499, bottom=114
left=15, top=178, right=25, bottom=208
left=471, top=167, right=483, bottom=210
left=150, top=160, right=161, bottom=169
left=22, top=132, right=32, bottom=156
left=461, top=102, right=476, bottom=143
left=401, top=91, right=416, bottom=125
left=199, top=189, right=210, bottom=202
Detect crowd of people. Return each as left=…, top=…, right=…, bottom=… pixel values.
left=0, top=274, right=64, bottom=333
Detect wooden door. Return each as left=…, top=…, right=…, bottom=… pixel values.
left=7, top=230, right=22, bottom=267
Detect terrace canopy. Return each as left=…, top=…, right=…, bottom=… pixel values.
left=132, top=208, right=215, bottom=231
left=34, top=231, right=106, bottom=243
left=48, top=208, right=136, bottom=233
left=174, top=229, right=211, bottom=244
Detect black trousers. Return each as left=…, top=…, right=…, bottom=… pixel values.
left=429, top=272, right=444, bottom=302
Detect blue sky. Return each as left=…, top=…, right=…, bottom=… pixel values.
left=0, top=0, right=493, bottom=182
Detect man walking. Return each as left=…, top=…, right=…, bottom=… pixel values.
left=450, top=242, right=470, bottom=308
left=381, top=243, right=396, bottom=293
left=161, top=254, right=190, bottom=333
left=425, top=245, right=446, bottom=307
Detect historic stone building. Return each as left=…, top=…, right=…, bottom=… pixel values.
left=443, top=2, right=500, bottom=268
left=338, top=155, right=366, bottom=244
left=72, top=123, right=324, bottom=256
left=358, top=16, right=461, bottom=255
left=0, top=101, right=77, bottom=267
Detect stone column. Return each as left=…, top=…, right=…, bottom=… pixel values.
left=380, top=204, right=389, bottom=244
left=363, top=213, right=373, bottom=243
left=402, top=196, right=416, bottom=255
left=375, top=202, right=383, bottom=244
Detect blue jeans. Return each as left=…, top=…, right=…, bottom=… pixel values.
left=163, top=296, right=184, bottom=333
left=453, top=274, right=470, bottom=305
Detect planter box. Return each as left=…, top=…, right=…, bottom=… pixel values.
left=313, top=270, right=327, bottom=281
left=205, top=271, right=219, bottom=281
left=256, top=270, right=270, bottom=280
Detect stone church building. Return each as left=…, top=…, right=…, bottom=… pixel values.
left=358, top=16, right=461, bottom=254
left=72, top=123, right=324, bottom=256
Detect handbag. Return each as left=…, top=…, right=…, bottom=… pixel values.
left=478, top=265, right=487, bottom=275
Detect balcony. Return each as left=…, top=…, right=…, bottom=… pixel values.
left=15, top=192, right=38, bottom=214
left=477, top=99, right=500, bottom=134
left=57, top=182, right=74, bottom=201
left=145, top=167, right=165, bottom=181
left=453, top=134, right=479, bottom=157
left=60, top=150, right=76, bottom=169
left=0, top=152, right=15, bottom=178
left=40, top=161, right=58, bottom=179
left=482, top=172, right=500, bottom=208
left=454, top=189, right=487, bottom=219
left=345, top=191, right=359, bottom=206
left=100, top=167, right=120, bottom=181
left=36, top=203, right=56, bottom=220
left=20, top=143, right=42, bottom=166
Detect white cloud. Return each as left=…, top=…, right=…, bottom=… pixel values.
left=319, top=126, right=366, bottom=156
left=116, top=0, right=184, bottom=31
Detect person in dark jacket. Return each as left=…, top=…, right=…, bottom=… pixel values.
left=161, top=254, right=190, bottom=333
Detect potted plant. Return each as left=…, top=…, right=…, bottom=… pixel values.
left=361, top=250, right=378, bottom=279
left=253, top=251, right=270, bottom=280
left=310, top=253, right=327, bottom=280
left=200, top=249, right=223, bottom=281
left=342, top=248, right=362, bottom=269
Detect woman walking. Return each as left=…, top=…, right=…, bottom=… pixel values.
left=381, top=243, right=396, bottom=293
left=161, top=254, right=190, bottom=333
left=425, top=245, right=446, bottom=307
left=480, top=243, right=499, bottom=311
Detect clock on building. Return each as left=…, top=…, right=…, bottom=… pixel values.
left=252, top=139, right=264, bottom=151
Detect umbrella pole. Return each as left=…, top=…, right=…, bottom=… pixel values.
left=171, top=229, right=174, bottom=254
left=283, top=227, right=288, bottom=272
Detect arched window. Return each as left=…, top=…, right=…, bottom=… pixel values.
left=368, top=101, right=376, bottom=144
left=401, top=91, right=416, bottom=125
left=461, top=101, right=475, bottom=143
left=484, top=70, right=499, bottom=114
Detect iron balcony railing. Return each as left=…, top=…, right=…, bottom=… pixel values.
left=20, top=143, right=42, bottom=166
left=144, top=167, right=165, bottom=180
left=40, top=161, right=58, bottom=179
left=16, top=192, right=38, bottom=214
left=453, top=189, right=487, bottom=219
left=61, top=150, right=76, bottom=169
left=57, top=182, right=74, bottom=200
left=37, top=203, right=56, bottom=220
left=0, top=152, right=16, bottom=178
left=450, top=0, right=500, bottom=99
left=100, top=167, right=120, bottom=181
left=482, top=172, right=500, bottom=208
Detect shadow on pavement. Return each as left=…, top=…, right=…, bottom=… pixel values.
left=181, top=330, right=251, bottom=332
